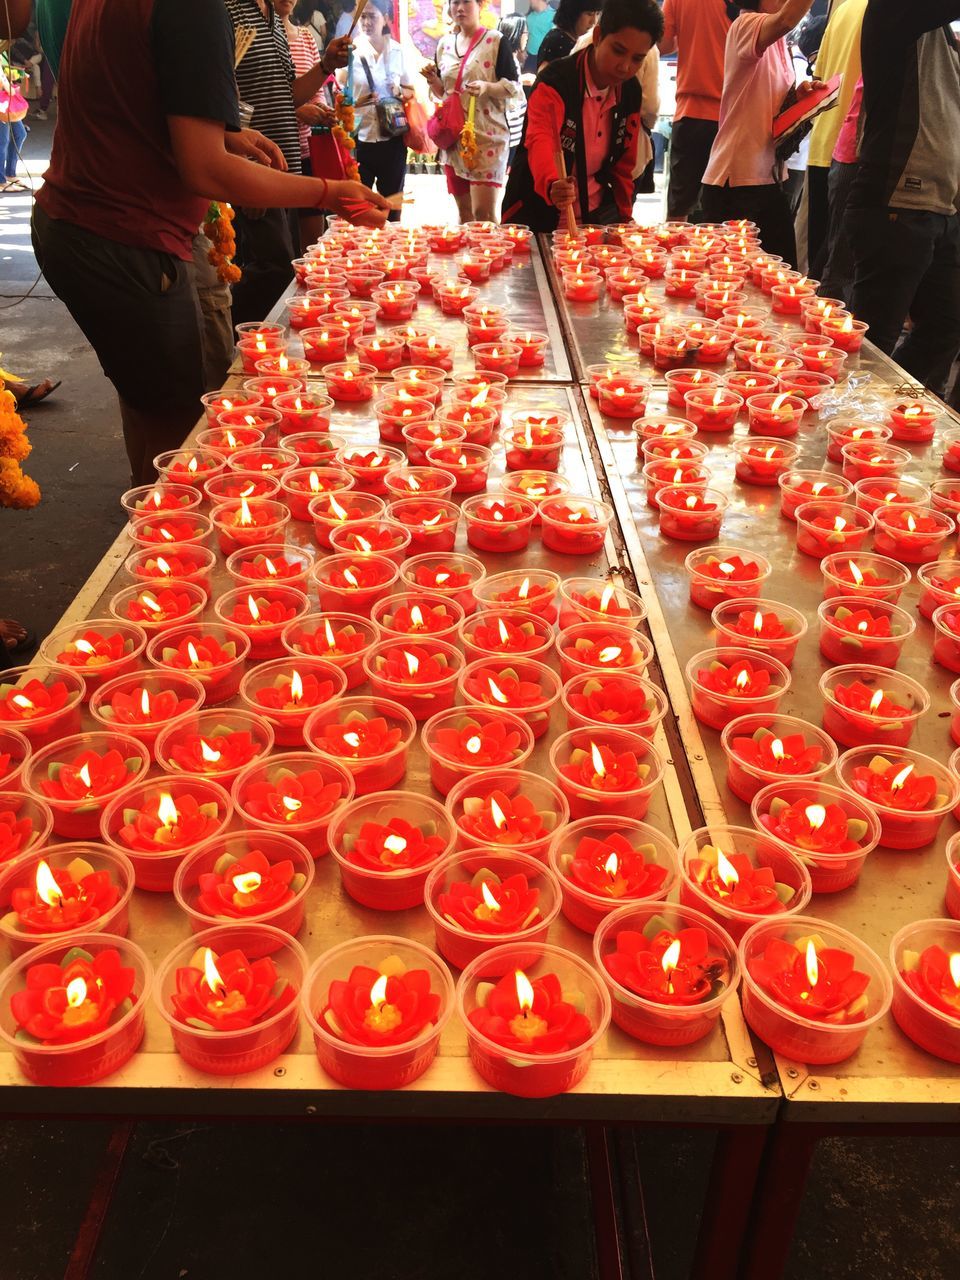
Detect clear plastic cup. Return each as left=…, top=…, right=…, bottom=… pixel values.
left=303, top=696, right=417, bottom=795
left=556, top=621, right=653, bottom=684
left=145, top=623, right=251, bottom=705
left=817, top=595, right=915, bottom=668
left=445, top=769, right=569, bottom=862
left=685, top=546, right=773, bottom=610
left=685, top=647, right=792, bottom=731
left=560, top=670, right=669, bottom=738
left=281, top=612, right=380, bottom=691
left=593, top=901, right=740, bottom=1046
left=819, top=552, right=911, bottom=604
left=889, top=918, right=960, bottom=1063
left=549, top=727, right=666, bottom=822
left=22, top=731, right=150, bottom=840
left=795, top=501, right=874, bottom=558
left=819, top=665, right=929, bottom=750
left=225, top=542, right=317, bottom=592
left=0, top=727, right=31, bottom=791
left=710, top=597, right=808, bottom=667
left=473, top=569, right=560, bottom=623
left=719, top=713, right=838, bottom=802
left=0, top=664, right=85, bottom=750
left=751, top=779, right=881, bottom=893
left=238, top=657, right=346, bottom=748
left=421, top=707, right=535, bottom=796
left=88, top=669, right=205, bottom=751
left=400, top=553, right=487, bottom=616
left=231, top=753, right=355, bottom=860
left=108, top=580, right=207, bottom=635
left=120, top=482, right=203, bottom=523
left=739, top=916, right=891, bottom=1064
left=123, top=544, right=217, bottom=595
left=303, top=935, right=454, bottom=1089
left=40, top=618, right=147, bottom=699
left=778, top=471, right=853, bottom=522
left=834, top=745, right=960, bottom=850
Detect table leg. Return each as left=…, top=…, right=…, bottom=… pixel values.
left=586, top=1125, right=626, bottom=1280
left=64, top=1120, right=133, bottom=1280
left=738, top=1123, right=819, bottom=1280
left=690, top=1125, right=769, bottom=1280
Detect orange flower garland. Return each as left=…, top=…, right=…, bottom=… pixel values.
left=460, top=96, right=478, bottom=170
left=333, top=90, right=360, bottom=181
left=0, top=382, right=40, bottom=509
left=203, top=202, right=242, bottom=285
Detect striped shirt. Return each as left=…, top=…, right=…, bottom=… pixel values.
left=225, top=0, right=302, bottom=173
left=287, top=24, right=323, bottom=158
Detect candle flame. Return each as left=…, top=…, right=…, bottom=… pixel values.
left=496, top=617, right=511, bottom=646
left=868, top=689, right=885, bottom=713
left=238, top=497, right=253, bottom=527
left=329, top=494, right=349, bottom=521
left=383, top=834, right=408, bottom=856
left=343, top=731, right=361, bottom=749
left=487, top=677, right=509, bottom=705
left=891, top=763, right=914, bottom=791
left=282, top=795, right=303, bottom=814
left=78, top=762, right=93, bottom=791
left=264, top=557, right=278, bottom=578
left=11, top=693, right=33, bottom=710
left=950, top=953, right=960, bottom=989
left=187, top=454, right=199, bottom=474
left=490, top=797, right=508, bottom=830
left=343, top=568, right=360, bottom=589
left=480, top=881, right=501, bottom=913
left=906, top=512, right=917, bottom=533
left=409, top=605, right=425, bottom=630
left=661, top=938, right=682, bottom=975
left=718, top=562, right=735, bottom=576
left=752, top=611, right=764, bottom=636
left=834, top=517, right=848, bottom=534
left=848, top=560, right=864, bottom=586
left=805, top=804, right=826, bottom=833
left=370, top=974, right=388, bottom=1008
left=463, top=734, right=483, bottom=756
left=203, top=948, right=227, bottom=998
left=289, top=670, right=304, bottom=704
left=590, top=742, right=607, bottom=778
left=717, top=848, right=739, bottom=889
left=35, top=860, right=63, bottom=907
left=140, top=688, right=151, bottom=717
left=309, top=471, right=322, bottom=495
left=735, top=668, right=750, bottom=691
left=323, top=619, right=337, bottom=651
left=604, top=850, right=619, bottom=878
left=73, top=638, right=95, bottom=656
left=805, top=940, right=819, bottom=989
left=598, top=646, right=622, bottom=664
left=233, top=871, right=262, bottom=894
left=156, top=556, right=172, bottom=577
left=402, top=650, right=420, bottom=679
left=66, top=977, right=87, bottom=1008
left=356, top=536, right=373, bottom=554
left=157, top=792, right=179, bottom=829
left=246, top=594, right=261, bottom=622
left=514, top=969, right=534, bottom=1013
left=186, top=641, right=201, bottom=668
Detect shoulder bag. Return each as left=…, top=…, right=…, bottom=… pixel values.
left=427, top=31, right=486, bottom=150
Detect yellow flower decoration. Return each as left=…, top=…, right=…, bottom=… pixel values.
left=460, top=96, right=478, bottom=170
left=0, top=378, right=40, bottom=508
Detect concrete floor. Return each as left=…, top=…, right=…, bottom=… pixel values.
left=1, top=113, right=960, bottom=1280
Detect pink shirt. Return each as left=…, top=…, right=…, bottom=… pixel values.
left=583, top=58, right=619, bottom=212
left=661, top=0, right=731, bottom=123
left=833, top=76, right=863, bottom=165
left=702, top=12, right=795, bottom=188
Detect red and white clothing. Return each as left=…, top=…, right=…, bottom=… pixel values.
left=435, top=28, right=520, bottom=187
left=286, top=23, right=323, bottom=159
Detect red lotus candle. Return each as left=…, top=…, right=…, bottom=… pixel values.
left=853, top=476, right=931, bottom=518
left=508, top=330, right=548, bottom=368
left=209, top=496, right=290, bottom=556
left=120, top=482, right=203, bottom=524
left=421, top=705, right=535, bottom=795
left=719, top=715, right=836, bottom=802
left=562, top=266, right=603, bottom=303
left=733, top=338, right=785, bottom=371
left=213, top=587, right=308, bottom=662
left=303, top=691, right=415, bottom=792
left=752, top=781, right=881, bottom=893
left=418, top=443, right=488, bottom=494
left=819, top=552, right=908, bottom=605
left=382, top=466, right=456, bottom=504
left=145, top=623, right=250, bottom=705
left=283, top=430, right=348, bottom=466
left=154, top=448, right=227, bottom=489
left=21, top=732, right=150, bottom=839
left=658, top=486, right=728, bottom=542
left=561, top=671, right=668, bottom=738
left=548, top=816, right=677, bottom=933
left=685, top=548, right=772, bottom=609
left=88, top=670, right=204, bottom=750
left=425, top=850, right=559, bottom=968
left=663, top=367, right=721, bottom=409
left=473, top=570, right=559, bottom=625
left=300, top=325, right=350, bottom=366
left=239, top=657, right=346, bottom=748
left=678, top=826, right=811, bottom=943
left=350, top=333, right=403, bottom=373
left=224, top=544, right=316, bottom=593
left=873, top=505, right=954, bottom=564
left=42, top=621, right=146, bottom=699
left=309, top=491, right=386, bottom=548
left=174, top=833, right=313, bottom=939
left=0, top=667, right=84, bottom=749
left=825, top=421, right=891, bottom=466
left=438, top=403, right=499, bottom=446
left=841, top=441, right=912, bottom=483
left=771, top=281, right=815, bottom=314
left=683, top=387, right=743, bottom=433
left=640, top=436, right=710, bottom=467
left=157, top=927, right=305, bottom=1074
left=0, top=845, right=133, bottom=955
left=558, top=577, right=646, bottom=631
left=745, top=392, right=805, bottom=438
left=889, top=399, right=938, bottom=442
left=128, top=512, right=215, bottom=552
left=710, top=598, right=807, bottom=667
left=281, top=612, right=378, bottom=691
left=800, top=295, right=844, bottom=333
left=556, top=621, right=652, bottom=684
left=328, top=519, right=412, bottom=568
left=732, top=438, right=798, bottom=486
left=0, top=791, right=53, bottom=870
left=124, top=545, right=216, bottom=594
left=364, top=638, right=463, bottom=721
left=371, top=592, right=464, bottom=645
left=400, top=553, right=485, bottom=615
left=685, top=648, right=791, bottom=731
left=779, top=471, right=854, bottom=521
left=929, top=478, right=960, bottom=522
left=0, top=728, right=30, bottom=791
left=386, top=497, right=460, bottom=553
left=540, top=496, right=613, bottom=555
left=837, top=747, right=959, bottom=850
left=313, top=554, right=400, bottom=617
left=324, top=361, right=376, bottom=402
left=549, top=728, right=665, bottom=822
left=459, top=944, right=609, bottom=1097
left=502, top=424, right=565, bottom=471
left=196, top=425, right=265, bottom=458
left=205, top=473, right=281, bottom=505
left=816, top=597, right=914, bottom=668
left=643, top=461, right=711, bottom=510
left=200, top=389, right=263, bottom=426
left=0, top=935, right=149, bottom=1085
left=461, top=494, right=538, bottom=553
left=153, top=707, right=273, bottom=789
left=932, top=602, right=960, bottom=673
left=446, top=770, right=568, bottom=862
left=233, top=753, right=354, bottom=861
left=917, top=560, right=960, bottom=619
left=226, top=446, right=299, bottom=481
left=740, top=918, right=891, bottom=1063
left=458, top=659, right=561, bottom=741
left=598, top=373, right=650, bottom=418
left=819, top=666, right=929, bottom=750
left=891, top=920, right=960, bottom=1063
left=795, top=501, right=873, bottom=558
left=374, top=395, right=435, bottom=447
left=107, top=582, right=206, bottom=635
left=304, top=935, right=453, bottom=1090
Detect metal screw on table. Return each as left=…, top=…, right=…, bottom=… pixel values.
left=807, top=1079, right=820, bottom=1091
left=786, top=1067, right=799, bottom=1078
left=731, top=1072, right=744, bottom=1084
left=746, top=1056, right=757, bottom=1068
left=273, top=1066, right=286, bottom=1077
left=306, top=1104, right=317, bottom=1115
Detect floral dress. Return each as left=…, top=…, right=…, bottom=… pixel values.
left=436, top=29, right=520, bottom=187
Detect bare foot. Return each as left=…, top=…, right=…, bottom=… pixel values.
left=0, top=620, right=28, bottom=651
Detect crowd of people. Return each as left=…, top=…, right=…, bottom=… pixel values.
left=0, top=0, right=958, bottom=488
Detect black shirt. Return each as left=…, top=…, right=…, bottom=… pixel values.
left=537, top=27, right=575, bottom=68
left=225, top=0, right=303, bottom=173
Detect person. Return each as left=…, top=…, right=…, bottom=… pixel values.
left=31, top=0, right=389, bottom=487
left=338, top=3, right=414, bottom=221
left=224, top=0, right=352, bottom=324
left=699, top=0, right=818, bottom=268
left=573, top=21, right=660, bottom=194
left=846, top=1, right=960, bottom=397
left=536, top=0, right=600, bottom=71
left=659, top=0, right=732, bottom=222
left=818, top=74, right=861, bottom=303
left=0, top=356, right=59, bottom=410
left=502, top=0, right=663, bottom=230
left=524, top=0, right=555, bottom=73
left=335, top=1, right=357, bottom=38
left=499, top=14, right=529, bottom=169
left=277, top=0, right=335, bottom=250
left=423, top=0, right=521, bottom=224
left=803, top=0, right=866, bottom=277
left=0, top=57, right=29, bottom=193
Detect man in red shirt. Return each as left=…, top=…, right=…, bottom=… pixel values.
left=659, top=0, right=732, bottom=220
left=31, top=0, right=387, bottom=485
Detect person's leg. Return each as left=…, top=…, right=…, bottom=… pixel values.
left=891, top=212, right=960, bottom=396
left=471, top=182, right=499, bottom=223
left=377, top=137, right=408, bottom=222
left=230, top=206, right=296, bottom=327
left=445, top=165, right=474, bottom=224
left=355, top=139, right=377, bottom=192
left=667, top=119, right=717, bottom=221
left=819, top=160, right=858, bottom=304
left=32, top=205, right=206, bottom=485
left=38, top=58, right=55, bottom=112
left=698, top=183, right=733, bottom=226
left=806, top=165, right=832, bottom=279
left=736, top=185, right=797, bottom=266
left=192, top=231, right=234, bottom=390
left=0, top=121, right=13, bottom=181
left=849, top=207, right=938, bottom=359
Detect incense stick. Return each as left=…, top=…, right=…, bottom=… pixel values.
left=555, top=147, right=578, bottom=238
left=234, top=26, right=256, bottom=69
left=347, top=0, right=372, bottom=37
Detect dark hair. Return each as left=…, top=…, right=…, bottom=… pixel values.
left=555, top=0, right=601, bottom=33
left=498, top=14, right=527, bottom=55
left=598, top=0, right=664, bottom=41
left=726, top=0, right=760, bottom=15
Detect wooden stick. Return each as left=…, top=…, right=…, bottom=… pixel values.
left=347, top=0, right=371, bottom=37
left=234, top=26, right=256, bottom=69
left=555, top=146, right=578, bottom=238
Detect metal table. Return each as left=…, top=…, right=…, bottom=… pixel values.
left=540, top=240, right=960, bottom=1276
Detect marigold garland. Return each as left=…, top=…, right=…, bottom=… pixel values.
left=333, top=90, right=360, bottom=181
left=203, top=201, right=242, bottom=285
left=460, top=95, right=478, bottom=170
left=0, top=381, right=39, bottom=509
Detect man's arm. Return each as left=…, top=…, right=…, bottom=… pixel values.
left=658, top=0, right=677, bottom=58
left=0, top=0, right=32, bottom=40
left=168, top=116, right=389, bottom=225
left=524, top=78, right=575, bottom=208
left=292, top=34, right=350, bottom=105
left=756, top=0, right=816, bottom=54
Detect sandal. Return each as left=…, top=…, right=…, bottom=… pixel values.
left=14, top=379, right=61, bottom=410
left=1, top=179, right=29, bottom=193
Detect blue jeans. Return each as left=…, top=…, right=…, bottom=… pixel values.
left=0, top=119, right=27, bottom=181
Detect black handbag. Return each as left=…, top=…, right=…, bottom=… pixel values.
left=360, top=56, right=409, bottom=139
